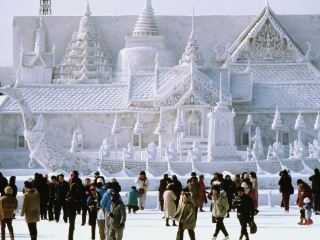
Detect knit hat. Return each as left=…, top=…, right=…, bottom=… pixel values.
left=303, top=197, right=310, bottom=204
left=4, top=186, right=13, bottom=195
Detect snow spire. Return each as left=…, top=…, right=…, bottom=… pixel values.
left=219, top=72, right=223, bottom=103
left=35, top=17, right=46, bottom=54
left=295, top=111, right=305, bottom=130
left=111, top=114, right=121, bottom=135
left=154, top=110, right=166, bottom=135
left=134, top=113, right=144, bottom=135
left=85, top=0, right=91, bottom=17
left=174, top=109, right=185, bottom=134
left=314, top=110, right=320, bottom=140
left=271, top=107, right=283, bottom=131
left=133, top=0, right=159, bottom=37
left=179, top=8, right=204, bottom=67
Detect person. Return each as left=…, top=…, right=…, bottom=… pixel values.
left=125, top=186, right=140, bottom=214
left=309, top=168, right=320, bottom=214
left=82, top=178, right=91, bottom=225
left=211, top=185, right=229, bottom=240
left=0, top=186, right=18, bottom=240
left=111, top=178, right=121, bottom=195
left=87, top=185, right=102, bottom=240
left=234, top=174, right=242, bottom=188
left=21, top=181, right=40, bottom=240
left=173, top=192, right=196, bottom=240
left=158, top=174, right=169, bottom=211
left=135, top=171, right=149, bottom=210
left=48, top=175, right=57, bottom=221
left=0, top=173, right=8, bottom=197
left=249, top=172, right=259, bottom=215
left=198, top=175, right=207, bottom=212
left=108, top=192, right=126, bottom=240
left=32, top=173, right=49, bottom=220
left=303, top=197, right=313, bottom=225
left=8, top=177, right=17, bottom=197
left=55, top=174, right=69, bottom=223
left=163, top=184, right=177, bottom=227
left=278, top=170, right=294, bottom=212
left=66, top=179, right=82, bottom=240
left=100, top=182, right=115, bottom=238
left=188, top=176, right=200, bottom=222
left=94, top=171, right=105, bottom=186
left=233, top=187, right=254, bottom=240
left=296, top=179, right=314, bottom=225
left=222, top=175, right=235, bottom=217
left=96, top=178, right=106, bottom=201
left=172, top=175, right=182, bottom=208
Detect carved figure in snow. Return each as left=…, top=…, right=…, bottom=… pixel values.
left=266, top=145, right=273, bottom=160
left=166, top=142, right=177, bottom=162
left=187, top=141, right=202, bottom=162
left=308, top=142, right=315, bottom=158
left=251, top=127, right=264, bottom=160
left=70, top=130, right=83, bottom=153
left=293, top=140, right=304, bottom=159
left=147, top=142, right=157, bottom=161
left=289, top=143, right=294, bottom=159
left=99, top=138, right=110, bottom=160
left=123, top=143, right=134, bottom=160
left=312, top=139, right=320, bottom=159
left=272, top=141, right=284, bottom=159
left=246, top=147, right=251, bottom=161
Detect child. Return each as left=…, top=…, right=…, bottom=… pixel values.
left=87, top=185, right=102, bottom=240
left=303, top=197, right=313, bottom=225
left=126, top=186, right=140, bottom=213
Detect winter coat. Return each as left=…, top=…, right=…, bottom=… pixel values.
left=158, top=178, right=168, bottom=201
left=55, top=180, right=69, bottom=203
left=21, top=189, right=40, bottom=223
left=0, top=175, right=8, bottom=196
left=188, top=182, right=200, bottom=207
left=296, top=183, right=314, bottom=208
left=66, top=183, right=82, bottom=212
left=0, top=195, right=18, bottom=220
left=126, top=189, right=140, bottom=206
left=233, top=194, right=254, bottom=220
left=199, top=180, right=207, bottom=204
left=163, top=190, right=177, bottom=218
left=278, top=175, right=294, bottom=194
left=221, top=179, right=236, bottom=199
left=109, top=200, right=126, bottom=229
left=172, top=179, right=182, bottom=198
left=100, top=189, right=115, bottom=212
left=173, top=200, right=195, bottom=230
left=8, top=183, right=18, bottom=197
left=211, top=191, right=229, bottom=218
left=309, top=173, right=320, bottom=193
left=135, top=177, right=149, bottom=194
left=112, top=182, right=122, bottom=194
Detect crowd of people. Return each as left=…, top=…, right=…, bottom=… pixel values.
left=0, top=168, right=319, bottom=240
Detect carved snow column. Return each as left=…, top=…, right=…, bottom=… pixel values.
left=111, top=114, right=121, bottom=161
left=174, top=108, right=185, bottom=161
left=295, top=112, right=305, bottom=157
left=35, top=17, right=46, bottom=54
left=154, top=109, right=166, bottom=161
left=134, top=113, right=144, bottom=161
left=271, top=107, right=283, bottom=143
left=245, top=115, right=253, bottom=161
left=207, top=74, right=238, bottom=161
left=314, top=110, right=320, bottom=140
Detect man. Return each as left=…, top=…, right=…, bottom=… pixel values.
left=108, top=192, right=126, bottom=240
left=188, top=177, right=200, bottom=222
left=0, top=173, right=8, bottom=196
left=48, top=175, right=57, bottom=221
left=100, top=182, right=114, bottom=238
left=309, top=168, right=320, bottom=214
left=55, top=174, right=69, bottom=223
left=233, top=187, right=254, bottom=240
left=94, top=171, right=105, bottom=185
left=158, top=174, right=169, bottom=211
left=173, top=192, right=196, bottom=240
left=172, top=175, right=182, bottom=208
left=21, top=181, right=40, bottom=240
left=82, top=178, right=91, bottom=225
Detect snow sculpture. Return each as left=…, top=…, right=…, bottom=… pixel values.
left=251, top=126, right=264, bottom=160
left=70, top=129, right=83, bottom=153
left=312, top=139, right=320, bottom=159
left=270, top=107, right=283, bottom=159
left=308, top=142, right=315, bottom=158
left=245, top=115, right=254, bottom=161
left=123, top=143, right=134, bottom=160
left=266, top=145, right=273, bottom=160
left=293, top=112, right=305, bottom=159
left=147, top=142, right=157, bottom=161
left=314, top=110, right=320, bottom=140
left=289, top=143, right=295, bottom=159
left=191, top=141, right=202, bottom=162
left=166, top=142, right=177, bottom=162
left=99, top=138, right=110, bottom=160
left=272, top=141, right=284, bottom=159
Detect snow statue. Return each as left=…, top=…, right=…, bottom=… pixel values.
left=147, top=142, right=157, bottom=161
left=312, top=139, right=320, bottom=159
left=246, top=147, right=251, bottom=161
left=166, top=142, right=177, bottom=162
left=70, top=130, right=83, bottom=153
left=123, top=143, right=134, bottom=160
left=272, top=141, right=284, bottom=159
left=251, top=126, right=264, bottom=160
left=266, top=145, right=273, bottom=160
left=293, top=140, right=304, bottom=159
left=293, top=112, right=305, bottom=159
left=289, top=143, right=295, bottom=159
left=99, top=138, right=111, bottom=160
left=308, top=142, right=315, bottom=158
left=187, top=141, right=202, bottom=162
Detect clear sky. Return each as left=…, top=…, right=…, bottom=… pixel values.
left=0, top=0, right=319, bottom=64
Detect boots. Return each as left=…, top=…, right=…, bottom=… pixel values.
left=166, top=218, right=170, bottom=226
left=307, top=218, right=313, bottom=225
left=297, top=218, right=305, bottom=225
left=172, top=220, right=177, bottom=226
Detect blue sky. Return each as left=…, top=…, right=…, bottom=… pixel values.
left=0, top=0, right=319, bottom=64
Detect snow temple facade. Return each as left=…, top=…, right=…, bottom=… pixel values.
left=1, top=1, right=320, bottom=170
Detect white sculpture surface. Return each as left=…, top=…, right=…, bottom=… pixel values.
left=99, top=138, right=110, bottom=160
left=147, top=142, right=157, bottom=161
left=251, top=126, right=264, bottom=160
left=70, top=130, right=83, bottom=153
left=166, top=142, right=177, bottom=162
left=123, top=143, right=134, bottom=160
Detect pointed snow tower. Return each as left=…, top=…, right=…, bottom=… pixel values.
left=116, top=0, right=175, bottom=76
left=207, top=74, right=238, bottom=161
left=55, top=1, right=112, bottom=84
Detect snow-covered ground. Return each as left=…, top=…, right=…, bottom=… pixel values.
left=4, top=206, right=319, bottom=240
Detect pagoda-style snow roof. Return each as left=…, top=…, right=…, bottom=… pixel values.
left=22, top=52, right=54, bottom=67
left=129, top=71, right=154, bottom=101
left=0, top=85, right=128, bottom=113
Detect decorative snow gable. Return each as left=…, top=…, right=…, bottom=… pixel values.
left=18, top=17, right=55, bottom=86
left=55, top=3, right=112, bottom=84
left=229, top=4, right=304, bottom=63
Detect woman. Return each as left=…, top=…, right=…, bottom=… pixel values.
left=0, top=186, right=18, bottom=240
left=126, top=186, right=140, bottom=214
left=188, top=177, right=200, bottom=222
left=278, top=170, right=294, bottom=212
left=250, top=172, right=259, bottom=215
left=163, top=184, right=177, bottom=226
left=296, top=179, right=314, bottom=225
left=211, top=185, right=229, bottom=240
left=87, top=185, right=102, bottom=240
left=198, top=175, right=207, bottom=212
left=21, top=181, right=40, bottom=240
left=135, top=171, right=149, bottom=210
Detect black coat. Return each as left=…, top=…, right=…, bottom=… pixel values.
left=0, top=175, right=8, bottom=196
left=309, top=173, right=320, bottom=193
left=172, top=179, right=182, bottom=197
left=233, top=194, right=254, bottom=220
left=55, top=180, right=69, bottom=203
left=278, top=175, right=294, bottom=194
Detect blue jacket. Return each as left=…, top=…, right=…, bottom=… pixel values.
left=100, top=189, right=114, bottom=212
left=126, top=189, right=140, bottom=206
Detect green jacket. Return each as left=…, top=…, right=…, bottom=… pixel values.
left=174, top=200, right=195, bottom=230
left=211, top=191, right=229, bottom=218
left=109, top=200, right=126, bottom=229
